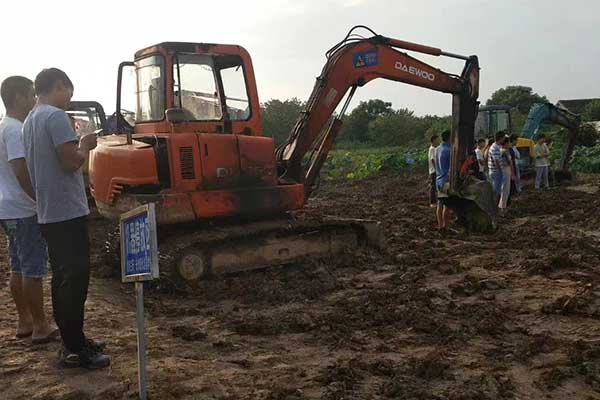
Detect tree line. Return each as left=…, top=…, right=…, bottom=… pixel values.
left=261, top=86, right=600, bottom=148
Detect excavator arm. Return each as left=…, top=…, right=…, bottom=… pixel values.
left=276, top=26, right=479, bottom=194
left=521, top=102, right=582, bottom=173
left=277, top=26, right=496, bottom=232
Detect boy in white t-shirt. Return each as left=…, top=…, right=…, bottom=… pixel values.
left=0, top=76, right=57, bottom=343
left=428, top=134, right=441, bottom=207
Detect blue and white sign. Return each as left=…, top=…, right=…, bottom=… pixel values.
left=352, top=50, right=378, bottom=68
left=120, top=203, right=159, bottom=282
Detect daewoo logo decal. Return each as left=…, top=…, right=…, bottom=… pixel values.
left=394, top=61, right=435, bottom=81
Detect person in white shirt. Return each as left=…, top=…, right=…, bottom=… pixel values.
left=428, top=134, right=440, bottom=207
left=474, top=138, right=487, bottom=179
left=0, top=76, right=57, bottom=343
left=534, top=134, right=551, bottom=190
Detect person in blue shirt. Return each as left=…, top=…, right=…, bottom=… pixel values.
left=435, top=130, right=451, bottom=230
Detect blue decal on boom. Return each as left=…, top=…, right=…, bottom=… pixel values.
left=352, top=50, right=378, bottom=68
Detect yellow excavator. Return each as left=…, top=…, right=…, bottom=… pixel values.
left=476, top=103, right=583, bottom=178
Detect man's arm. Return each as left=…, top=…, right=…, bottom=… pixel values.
left=9, top=158, right=35, bottom=200
left=56, top=134, right=96, bottom=173
left=5, top=125, right=35, bottom=199
left=48, top=111, right=97, bottom=173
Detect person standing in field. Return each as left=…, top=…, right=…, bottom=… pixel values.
left=475, top=139, right=486, bottom=171
left=474, top=138, right=487, bottom=180
left=487, top=132, right=505, bottom=205
left=534, top=134, right=551, bottom=190
left=22, top=68, right=110, bottom=369
left=0, top=76, right=58, bottom=344
left=428, top=134, right=440, bottom=208
left=498, top=136, right=514, bottom=213
left=545, top=137, right=556, bottom=186
left=509, top=134, right=522, bottom=193
left=435, top=130, right=451, bottom=231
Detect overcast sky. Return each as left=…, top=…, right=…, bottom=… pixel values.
left=1, top=0, right=598, bottom=117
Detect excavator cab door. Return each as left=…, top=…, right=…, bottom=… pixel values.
left=67, top=101, right=109, bottom=183
left=67, top=101, right=108, bottom=137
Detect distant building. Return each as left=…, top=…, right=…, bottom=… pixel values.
left=556, top=98, right=600, bottom=116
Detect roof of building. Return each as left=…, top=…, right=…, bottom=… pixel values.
left=556, top=98, right=600, bottom=115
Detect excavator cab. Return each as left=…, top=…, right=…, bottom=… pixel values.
left=475, top=105, right=511, bottom=140
left=90, top=43, right=306, bottom=224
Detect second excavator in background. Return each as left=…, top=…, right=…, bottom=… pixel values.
left=476, top=103, right=585, bottom=178
left=520, top=102, right=582, bottom=179
left=88, top=26, right=496, bottom=284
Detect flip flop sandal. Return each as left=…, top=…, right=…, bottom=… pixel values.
left=31, top=328, right=60, bottom=345
left=15, top=330, right=33, bottom=339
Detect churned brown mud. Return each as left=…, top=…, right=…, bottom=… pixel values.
left=1, top=170, right=600, bottom=399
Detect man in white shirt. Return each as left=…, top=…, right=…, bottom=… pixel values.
left=534, top=134, right=551, bottom=190
left=0, top=76, right=57, bottom=343
left=487, top=132, right=505, bottom=204
left=428, top=134, right=440, bottom=207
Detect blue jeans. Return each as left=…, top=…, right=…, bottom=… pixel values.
left=489, top=170, right=503, bottom=195
left=0, top=215, right=48, bottom=278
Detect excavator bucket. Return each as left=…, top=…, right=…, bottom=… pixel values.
left=445, top=176, right=498, bottom=233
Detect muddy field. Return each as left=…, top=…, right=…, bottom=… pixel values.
left=2, top=170, right=600, bottom=399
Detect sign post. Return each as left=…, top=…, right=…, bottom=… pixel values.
left=120, top=203, right=159, bottom=400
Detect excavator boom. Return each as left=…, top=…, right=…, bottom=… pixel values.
left=522, top=102, right=582, bottom=173
left=277, top=26, right=494, bottom=231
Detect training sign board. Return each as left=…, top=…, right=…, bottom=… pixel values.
left=120, top=203, right=159, bottom=283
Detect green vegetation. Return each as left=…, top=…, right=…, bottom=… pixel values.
left=337, top=99, right=450, bottom=147
left=322, top=146, right=427, bottom=180
left=262, top=97, right=450, bottom=148
left=571, top=145, right=600, bottom=173
left=260, top=84, right=599, bottom=179
left=546, top=126, right=600, bottom=173
left=261, top=98, right=305, bottom=145
left=486, top=85, right=549, bottom=114
left=486, top=85, right=549, bottom=133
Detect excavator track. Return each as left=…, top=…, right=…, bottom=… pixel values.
left=104, top=216, right=384, bottom=288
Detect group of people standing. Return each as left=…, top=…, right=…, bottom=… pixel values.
left=0, top=71, right=110, bottom=369
left=479, top=131, right=552, bottom=213
left=480, top=132, right=522, bottom=214
left=429, top=129, right=553, bottom=221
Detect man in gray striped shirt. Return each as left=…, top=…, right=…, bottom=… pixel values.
left=487, top=131, right=506, bottom=204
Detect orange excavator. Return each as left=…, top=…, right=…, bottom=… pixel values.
left=89, top=26, right=495, bottom=283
